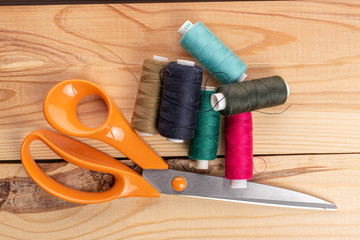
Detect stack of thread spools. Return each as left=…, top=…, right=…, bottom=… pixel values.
left=131, top=20, right=289, bottom=189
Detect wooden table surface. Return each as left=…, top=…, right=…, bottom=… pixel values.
left=1, top=0, right=360, bottom=239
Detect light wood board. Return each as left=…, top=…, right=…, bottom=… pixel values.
left=0, top=1, right=360, bottom=239
left=1, top=1, right=360, bottom=160
left=0, top=153, right=358, bottom=239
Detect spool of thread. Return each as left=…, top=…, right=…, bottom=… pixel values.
left=225, top=112, right=253, bottom=188
left=178, top=20, right=247, bottom=84
left=131, top=56, right=168, bottom=136
left=158, top=60, right=203, bottom=143
left=188, top=86, right=220, bottom=169
left=211, top=76, right=290, bottom=116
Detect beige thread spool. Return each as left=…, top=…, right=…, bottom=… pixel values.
left=131, top=55, right=168, bottom=136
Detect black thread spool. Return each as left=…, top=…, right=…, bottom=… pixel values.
left=157, top=61, right=203, bottom=143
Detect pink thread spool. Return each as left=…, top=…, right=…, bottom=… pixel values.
left=224, top=112, right=253, bottom=188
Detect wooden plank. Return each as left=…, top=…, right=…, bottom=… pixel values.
left=0, top=158, right=222, bottom=213
left=1, top=0, right=359, bottom=6
left=0, top=153, right=357, bottom=239
left=1, top=1, right=360, bottom=160
left=1, top=0, right=277, bottom=6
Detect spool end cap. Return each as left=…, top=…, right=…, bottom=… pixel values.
left=230, top=180, right=247, bottom=189
left=237, top=72, right=247, bottom=82
left=195, top=160, right=209, bottom=169
left=284, top=80, right=290, bottom=97
left=153, top=55, right=168, bottom=62
left=177, top=20, right=193, bottom=36
left=177, top=59, right=195, bottom=66
left=168, top=138, right=184, bottom=143
left=201, top=86, right=216, bottom=91
left=211, top=93, right=226, bottom=111
left=137, top=131, right=153, bottom=136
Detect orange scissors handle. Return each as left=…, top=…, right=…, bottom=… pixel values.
left=43, top=79, right=167, bottom=170
left=21, top=129, right=160, bottom=204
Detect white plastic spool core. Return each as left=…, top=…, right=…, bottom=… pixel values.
left=168, top=138, right=184, bottom=143
left=177, top=59, right=195, bottom=66
left=153, top=55, right=168, bottom=62
left=201, top=86, right=216, bottom=91
left=237, top=73, right=247, bottom=82
left=177, top=20, right=193, bottom=36
left=195, top=160, right=209, bottom=169
left=211, top=92, right=226, bottom=111
left=284, top=80, right=290, bottom=97
left=231, top=180, right=247, bottom=189
left=137, top=131, right=153, bottom=136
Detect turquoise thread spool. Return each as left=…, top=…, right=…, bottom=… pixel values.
left=178, top=20, right=247, bottom=84
left=188, top=86, right=220, bottom=169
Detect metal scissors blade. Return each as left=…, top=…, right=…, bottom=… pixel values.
left=142, top=169, right=337, bottom=210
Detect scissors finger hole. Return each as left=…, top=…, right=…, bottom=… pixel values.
left=77, top=95, right=108, bottom=129
left=30, top=138, right=59, bottom=160
left=29, top=139, right=115, bottom=193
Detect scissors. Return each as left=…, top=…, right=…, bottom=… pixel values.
left=20, top=79, right=336, bottom=210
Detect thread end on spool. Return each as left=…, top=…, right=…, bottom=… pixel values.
left=211, top=93, right=226, bottom=111
left=237, top=73, right=247, bottom=82
left=168, top=138, right=184, bottom=143
left=177, top=20, right=193, bottom=36
left=230, top=180, right=247, bottom=189
left=195, top=160, right=209, bottom=169
left=153, top=55, right=168, bottom=62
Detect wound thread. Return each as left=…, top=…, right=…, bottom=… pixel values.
left=216, top=76, right=288, bottom=116
left=158, top=61, right=203, bottom=141
left=225, top=112, right=253, bottom=180
left=131, top=58, right=167, bottom=135
left=188, top=87, right=220, bottom=162
left=179, top=21, right=247, bottom=83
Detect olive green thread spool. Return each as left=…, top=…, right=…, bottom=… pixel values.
left=211, top=76, right=290, bottom=116
left=131, top=55, right=168, bottom=135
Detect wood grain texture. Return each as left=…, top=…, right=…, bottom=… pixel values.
left=0, top=157, right=334, bottom=214
left=0, top=1, right=360, bottom=238
left=1, top=1, right=360, bottom=160
left=2, top=0, right=360, bottom=6
left=0, top=153, right=357, bottom=239
left=0, top=158, right=224, bottom=213
left=0, top=0, right=274, bottom=6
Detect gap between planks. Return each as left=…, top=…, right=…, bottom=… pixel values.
left=1, top=151, right=360, bottom=164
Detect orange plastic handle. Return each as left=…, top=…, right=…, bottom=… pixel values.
left=43, top=79, right=167, bottom=170
left=21, top=129, right=161, bottom=204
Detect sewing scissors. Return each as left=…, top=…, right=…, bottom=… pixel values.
left=20, top=79, right=336, bottom=210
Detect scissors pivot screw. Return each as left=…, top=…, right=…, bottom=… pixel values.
left=171, top=177, right=187, bottom=192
